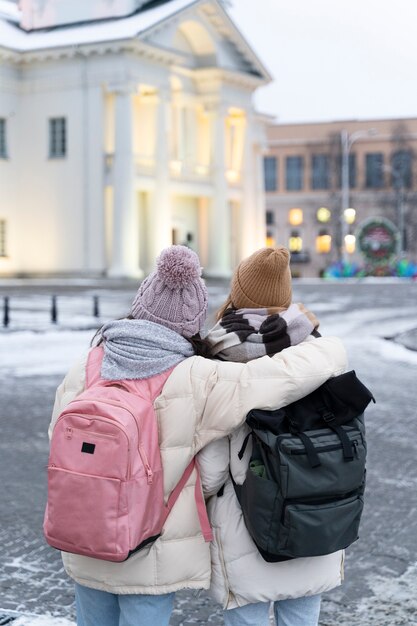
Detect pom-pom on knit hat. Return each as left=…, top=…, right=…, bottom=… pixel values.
left=131, top=245, right=208, bottom=338
left=230, top=246, right=292, bottom=309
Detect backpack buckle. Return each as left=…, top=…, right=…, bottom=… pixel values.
left=321, top=409, right=335, bottom=423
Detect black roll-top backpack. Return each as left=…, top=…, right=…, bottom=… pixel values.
left=233, top=370, right=375, bottom=562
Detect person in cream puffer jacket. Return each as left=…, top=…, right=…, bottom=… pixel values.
left=48, top=246, right=346, bottom=626
left=198, top=247, right=348, bottom=626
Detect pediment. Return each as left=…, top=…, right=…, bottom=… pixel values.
left=139, top=0, right=271, bottom=82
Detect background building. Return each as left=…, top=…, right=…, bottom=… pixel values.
left=264, top=118, right=417, bottom=277
left=0, top=0, right=270, bottom=278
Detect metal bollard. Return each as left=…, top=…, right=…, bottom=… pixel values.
left=3, top=296, right=9, bottom=327
left=93, top=295, right=100, bottom=318
left=51, top=295, right=58, bottom=324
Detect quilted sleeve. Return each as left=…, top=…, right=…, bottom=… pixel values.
left=193, top=336, right=347, bottom=451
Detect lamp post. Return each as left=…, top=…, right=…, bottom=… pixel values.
left=340, top=128, right=377, bottom=263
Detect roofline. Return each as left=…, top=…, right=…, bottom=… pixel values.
left=0, top=0, right=271, bottom=85
left=207, top=0, right=272, bottom=83
left=269, top=116, right=417, bottom=128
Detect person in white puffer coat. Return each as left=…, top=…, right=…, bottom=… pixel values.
left=198, top=247, right=347, bottom=626
left=48, top=246, right=346, bottom=626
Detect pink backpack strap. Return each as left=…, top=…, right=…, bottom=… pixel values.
left=86, top=346, right=104, bottom=388
left=165, top=458, right=213, bottom=543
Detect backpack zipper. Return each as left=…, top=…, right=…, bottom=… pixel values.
left=138, top=444, right=153, bottom=484
left=56, top=413, right=132, bottom=479
left=60, top=397, right=154, bottom=481
left=281, top=489, right=361, bottom=522
left=65, top=427, right=116, bottom=441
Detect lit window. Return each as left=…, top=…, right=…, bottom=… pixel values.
left=0, top=219, right=6, bottom=257
left=343, top=208, right=356, bottom=225
left=0, top=119, right=7, bottom=158
left=49, top=118, right=66, bottom=158
left=317, top=207, right=331, bottom=223
left=266, top=231, right=275, bottom=248
left=288, top=208, right=303, bottom=226
left=289, top=231, right=303, bottom=252
left=344, top=234, right=356, bottom=254
left=316, top=230, right=331, bottom=254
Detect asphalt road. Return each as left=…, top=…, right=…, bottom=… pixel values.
left=0, top=280, right=416, bottom=625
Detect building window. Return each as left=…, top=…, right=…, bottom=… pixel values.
left=312, top=154, right=330, bottom=189
left=49, top=117, right=67, bottom=158
left=316, top=229, right=332, bottom=254
left=266, top=210, right=275, bottom=225
left=0, top=220, right=6, bottom=257
left=366, top=153, right=384, bottom=188
left=264, top=156, right=278, bottom=191
left=289, top=230, right=303, bottom=252
left=344, top=234, right=356, bottom=254
left=0, top=119, right=7, bottom=158
left=266, top=231, right=275, bottom=248
left=288, top=208, right=303, bottom=226
left=286, top=156, right=304, bottom=191
left=391, top=150, right=412, bottom=189
left=317, top=207, right=331, bottom=223
left=337, top=153, right=356, bottom=188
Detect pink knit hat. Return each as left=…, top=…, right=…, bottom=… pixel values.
left=131, top=246, right=208, bottom=338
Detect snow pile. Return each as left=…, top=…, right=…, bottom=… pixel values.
left=321, top=564, right=417, bottom=625
left=0, top=330, right=92, bottom=377
left=13, top=617, right=75, bottom=626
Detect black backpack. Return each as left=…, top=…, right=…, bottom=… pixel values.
left=233, top=371, right=375, bottom=562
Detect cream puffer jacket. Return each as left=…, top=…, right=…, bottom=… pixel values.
left=197, top=341, right=346, bottom=610
left=49, top=337, right=346, bottom=596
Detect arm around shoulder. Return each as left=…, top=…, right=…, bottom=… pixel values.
left=193, top=336, right=347, bottom=450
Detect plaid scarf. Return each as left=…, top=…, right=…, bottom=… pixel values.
left=207, top=303, right=319, bottom=363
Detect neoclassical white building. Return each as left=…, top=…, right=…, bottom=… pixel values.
left=0, top=0, right=271, bottom=277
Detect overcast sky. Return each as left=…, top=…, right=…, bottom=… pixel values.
left=228, top=0, right=417, bottom=124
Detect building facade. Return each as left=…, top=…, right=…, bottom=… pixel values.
left=264, top=118, right=417, bottom=277
left=0, top=0, right=270, bottom=278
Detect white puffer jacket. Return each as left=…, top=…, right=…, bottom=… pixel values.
left=49, top=337, right=346, bottom=596
left=198, top=340, right=347, bottom=610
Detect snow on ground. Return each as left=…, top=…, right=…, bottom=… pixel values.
left=1, top=300, right=416, bottom=378
left=1, top=283, right=416, bottom=625
left=12, top=617, right=75, bottom=626
left=0, top=330, right=93, bottom=377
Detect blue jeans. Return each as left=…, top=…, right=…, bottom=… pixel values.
left=223, top=594, right=321, bottom=626
left=75, top=583, right=175, bottom=626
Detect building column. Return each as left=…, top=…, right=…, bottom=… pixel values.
left=108, top=85, right=142, bottom=278
left=148, top=88, right=172, bottom=267
left=241, top=113, right=266, bottom=258
left=84, top=83, right=106, bottom=274
left=205, top=105, right=232, bottom=277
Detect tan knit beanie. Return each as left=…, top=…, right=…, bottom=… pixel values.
left=230, top=247, right=292, bottom=309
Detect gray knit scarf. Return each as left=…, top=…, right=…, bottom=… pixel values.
left=207, top=304, right=319, bottom=363
left=100, top=319, right=194, bottom=380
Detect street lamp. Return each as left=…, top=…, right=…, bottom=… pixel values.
left=340, top=128, right=377, bottom=263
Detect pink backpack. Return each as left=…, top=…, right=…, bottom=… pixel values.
left=44, top=347, right=212, bottom=562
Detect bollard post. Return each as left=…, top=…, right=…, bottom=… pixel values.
left=51, top=295, right=58, bottom=324
left=93, top=295, right=100, bottom=318
left=3, top=296, right=9, bottom=328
